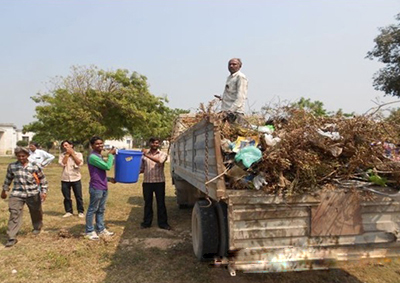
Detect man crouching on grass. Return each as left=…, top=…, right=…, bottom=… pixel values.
left=1, top=147, right=48, bottom=247
left=85, top=136, right=116, bottom=240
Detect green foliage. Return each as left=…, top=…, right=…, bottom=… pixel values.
left=334, top=108, right=355, bottom=118
left=30, top=131, right=55, bottom=150
left=385, top=107, right=400, bottom=140
left=367, top=13, right=400, bottom=97
left=16, top=140, right=28, bottom=147
left=24, top=66, right=188, bottom=143
left=291, top=98, right=354, bottom=117
left=387, top=107, right=400, bottom=123
left=367, top=169, right=387, bottom=186
left=292, top=97, right=329, bottom=116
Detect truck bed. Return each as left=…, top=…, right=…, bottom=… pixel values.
left=170, top=118, right=400, bottom=274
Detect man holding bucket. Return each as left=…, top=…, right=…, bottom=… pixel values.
left=140, top=137, right=170, bottom=230
left=85, top=136, right=116, bottom=240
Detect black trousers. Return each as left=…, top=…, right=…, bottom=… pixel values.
left=61, top=180, right=84, bottom=214
left=142, top=182, right=168, bottom=227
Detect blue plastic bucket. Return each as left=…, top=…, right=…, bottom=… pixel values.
left=114, top=150, right=143, bottom=183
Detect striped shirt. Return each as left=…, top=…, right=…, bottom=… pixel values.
left=141, top=150, right=167, bottom=183
left=2, top=161, right=48, bottom=197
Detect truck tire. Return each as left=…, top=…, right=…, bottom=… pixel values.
left=216, top=201, right=229, bottom=257
left=192, top=200, right=219, bottom=261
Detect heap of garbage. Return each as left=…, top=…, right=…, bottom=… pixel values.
left=174, top=105, right=400, bottom=196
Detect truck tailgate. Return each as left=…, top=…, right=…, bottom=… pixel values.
left=226, top=190, right=400, bottom=273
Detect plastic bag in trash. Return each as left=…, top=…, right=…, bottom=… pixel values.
left=232, top=136, right=259, bottom=153
left=263, top=134, right=281, bottom=147
left=382, top=142, right=400, bottom=161
left=226, top=165, right=248, bottom=181
left=253, top=173, right=268, bottom=190
left=234, top=146, right=262, bottom=168
left=251, top=125, right=275, bottom=134
left=316, top=128, right=341, bottom=141
left=221, top=138, right=233, bottom=153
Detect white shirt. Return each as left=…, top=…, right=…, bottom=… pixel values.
left=221, top=71, right=248, bottom=114
left=28, top=149, right=55, bottom=168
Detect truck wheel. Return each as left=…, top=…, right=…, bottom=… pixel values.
left=192, top=200, right=219, bottom=261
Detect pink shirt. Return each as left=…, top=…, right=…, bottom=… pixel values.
left=141, top=150, right=167, bottom=183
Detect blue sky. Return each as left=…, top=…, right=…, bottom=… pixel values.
left=1, top=0, right=399, bottom=128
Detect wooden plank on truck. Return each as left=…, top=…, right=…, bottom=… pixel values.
left=311, top=190, right=363, bottom=236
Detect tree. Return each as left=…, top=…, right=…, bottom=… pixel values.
left=334, top=108, right=355, bottom=118
left=24, top=66, right=187, bottom=144
left=31, top=133, right=55, bottom=151
left=16, top=140, right=28, bottom=147
left=367, top=14, right=400, bottom=97
left=292, top=97, right=330, bottom=116
left=386, top=107, right=400, bottom=140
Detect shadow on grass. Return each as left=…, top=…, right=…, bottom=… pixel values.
left=103, top=196, right=212, bottom=283
left=102, top=196, right=365, bottom=283
left=207, top=268, right=365, bottom=283
left=44, top=210, right=66, bottom=217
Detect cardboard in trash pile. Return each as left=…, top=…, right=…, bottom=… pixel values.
left=232, top=136, right=259, bottom=152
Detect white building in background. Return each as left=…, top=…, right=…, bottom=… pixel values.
left=17, top=130, right=35, bottom=144
left=105, top=136, right=136, bottom=150
left=0, top=126, right=163, bottom=155
left=104, top=137, right=167, bottom=150
left=0, top=123, right=34, bottom=155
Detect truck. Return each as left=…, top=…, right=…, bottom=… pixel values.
left=170, top=116, right=400, bottom=276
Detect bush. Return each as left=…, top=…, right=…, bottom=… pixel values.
left=16, top=140, right=28, bottom=147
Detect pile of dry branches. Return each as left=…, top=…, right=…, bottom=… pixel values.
left=218, top=108, right=400, bottom=195
left=172, top=100, right=400, bottom=196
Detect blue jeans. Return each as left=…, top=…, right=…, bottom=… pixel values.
left=85, top=187, right=108, bottom=233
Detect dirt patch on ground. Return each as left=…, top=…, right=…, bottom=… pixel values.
left=121, top=237, right=185, bottom=250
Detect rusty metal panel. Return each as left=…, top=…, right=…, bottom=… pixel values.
left=230, top=243, right=400, bottom=273
left=233, top=218, right=309, bottom=231
left=232, top=206, right=310, bottom=220
left=174, top=166, right=218, bottom=200
left=233, top=244, right=400, bottom=262
left=228, top=190, right=320, bottom=204
left=226, top=189, right=400, bottom=274
left=233, top=232, right=396, bottom=250
left=361, top=200, right=400, bottom=239
left=233, top=227, right=308, bottom=240
left=170, top=119, right=227, bottom=201
left=361, top=202, right=400, bottom=213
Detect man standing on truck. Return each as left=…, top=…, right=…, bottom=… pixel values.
left=215, top=58, right=248, bottom=122
left=140, top=137, right=171, bottom=230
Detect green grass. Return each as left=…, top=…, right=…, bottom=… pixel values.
left=0, top=156, right=400, bottom=283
